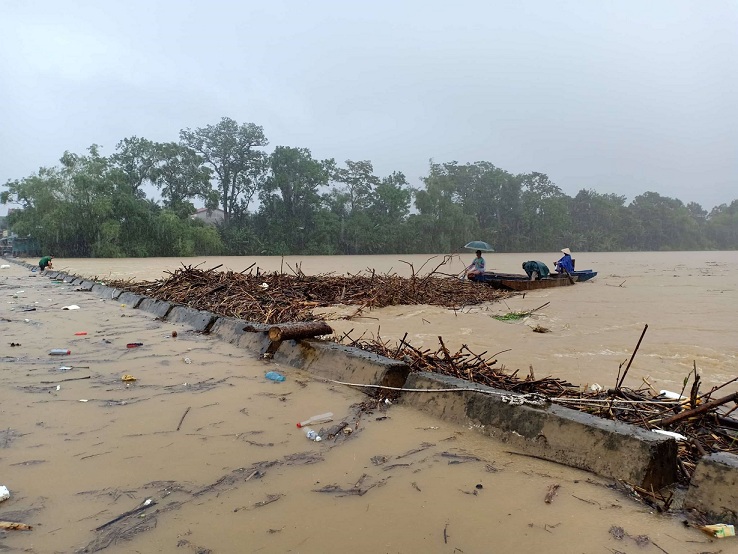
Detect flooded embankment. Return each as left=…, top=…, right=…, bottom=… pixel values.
left=0, top=257, right=733, bottom=553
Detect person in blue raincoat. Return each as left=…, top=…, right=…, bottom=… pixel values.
left=466, top=250, right=486, bottom=278
left=554, top=248, right=574, bottom=274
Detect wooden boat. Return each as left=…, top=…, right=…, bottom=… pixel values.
left=571, top=269, right=597, bottom=282
left=470, top=272, right=578, bottom=291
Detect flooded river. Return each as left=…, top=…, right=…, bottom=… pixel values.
left=1, top=252, right=735, bottom=553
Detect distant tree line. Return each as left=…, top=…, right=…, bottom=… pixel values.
left=2, top=117, right=737, bottom=257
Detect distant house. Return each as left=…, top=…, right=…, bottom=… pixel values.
left=191, top=208, right=225, bottom=225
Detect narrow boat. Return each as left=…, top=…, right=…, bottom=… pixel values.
left=470, top=272, right=578, bottom=291
left=571, top=269, right=597, bottom=282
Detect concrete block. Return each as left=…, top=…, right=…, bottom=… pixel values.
left=167, top=306, right=217, bottom=332
left=401, top=372, right=678, bottom=488
left=118, top=291, right=145, bottom=309
left=274, top=339, right=410, bottom=388
left=91, top=284, right=113, bottom=297
left=210, top=318, right=271, bottom=351
left=77, top=280, right=95, bottom=291
left=685, top=452, right=738, bottom=524
left=138, top=297, right=175, bottom=319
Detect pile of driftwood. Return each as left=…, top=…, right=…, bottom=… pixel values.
left=344, top=332, right=738, bottom=489
left=107, top=262, right=513, bottom=323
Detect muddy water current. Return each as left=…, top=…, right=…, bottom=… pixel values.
left=1, top=252, right=736, bottom=553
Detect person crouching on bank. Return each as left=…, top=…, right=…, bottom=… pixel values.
left=38, top=255, right=54, bottom=272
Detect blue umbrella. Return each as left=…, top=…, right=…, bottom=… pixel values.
left=463, top=241, right=494, bottom=252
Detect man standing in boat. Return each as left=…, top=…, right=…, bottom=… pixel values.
left=554, top=248, right=574, bottom=274
left=466, top=250, right=486, bottom=278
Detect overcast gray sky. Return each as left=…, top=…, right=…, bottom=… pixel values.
left=1, top=0, right=736, bottom=216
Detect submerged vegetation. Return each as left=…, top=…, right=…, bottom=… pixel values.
left=3, top=116, right=738, bottom=257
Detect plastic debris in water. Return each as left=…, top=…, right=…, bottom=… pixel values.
left=701, top=524, right=735, bottom=538
left=265, top=371, right=286, bottom=382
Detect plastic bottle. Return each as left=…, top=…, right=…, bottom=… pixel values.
left=126, top=342, right=144, bottom=348
left=303, top=427, right=322, bottom=442
left=297, top=412, right=334, bottom=428
left=49, top=349, right=71, bottom=356
left=265, top=371, right=286, bottom=382
left=0, top=485, right=9, bottom=503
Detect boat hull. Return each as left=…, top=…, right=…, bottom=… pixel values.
left=572, top=270, right=597, bottom=282
left=470, top=272, right=578, bottom=290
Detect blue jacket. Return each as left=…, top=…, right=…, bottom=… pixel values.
left=555, top=253, right=574, bottom=273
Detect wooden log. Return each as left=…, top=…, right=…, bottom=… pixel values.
left=268, top=322, right=333, bottom=342
left=659, top=391, right=738, bottom=427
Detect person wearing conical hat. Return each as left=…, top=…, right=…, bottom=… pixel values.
left=554, top=248, right=574, bottom=274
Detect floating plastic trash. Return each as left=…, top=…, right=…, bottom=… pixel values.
left=701, top=524, right=735, bottom=538
left=126, top=342, right=143, bottom=348
left=297, top=412, right=334, bottom=428
left=62, top=305, right=80, bottom=310
left=74, top=331, right=87, bottom=336
left=265, top=371, right=286, bottom=382
left=652, top=429, right=688, bottom=441
left=121, top=374, right=137, bottom=382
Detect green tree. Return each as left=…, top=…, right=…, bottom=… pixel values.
left=627, top=192, right=703, bottom=250
left=416, top=161, right=524, bottom=252
left=569, top=189, right=629, bottom=251
left=257, top=146, right=332, bottom=254
left=179, top=117, right=268, bottom=222
left=706, top=201, right=738, bottom=249
left=415, top=163, right=477, bottom=253
left=519, top=172, right=570, bottom=251
left=151, top=142, right=216, bottom=218
left=366, top=171, right=412, bottom=253
left=111, top=136, right=158, bottom=194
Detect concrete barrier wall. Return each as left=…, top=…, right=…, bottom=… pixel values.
left=684, top=452, right=738, bottom=525
left=401, top=372, right=678, bottom=488
left=137, top=298, right=175, bottom=319
left=274, top=339, right=410, bottom=389
left=166, top=306, right=218, bottom=332
left=210, top=318, right=272, bottom=352
left=118, top=291, right=145, bottom=309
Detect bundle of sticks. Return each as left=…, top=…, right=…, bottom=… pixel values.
left=343, top=332, right=738, bottom=485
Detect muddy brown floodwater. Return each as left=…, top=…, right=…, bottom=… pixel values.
left=1, top=252, right=736, bottom=553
